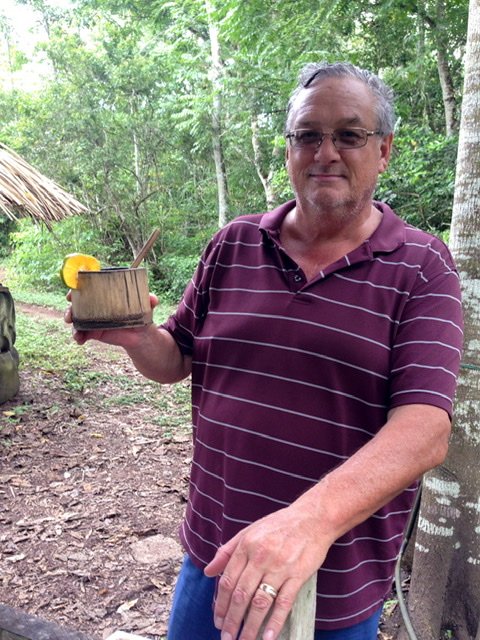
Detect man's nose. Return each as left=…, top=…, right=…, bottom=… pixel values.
left=313, top=134, right=341, bottom=158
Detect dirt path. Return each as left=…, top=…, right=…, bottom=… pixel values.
left=0, top=302, right=192, bottom=639
left=15, top=301, right=65, bottom=320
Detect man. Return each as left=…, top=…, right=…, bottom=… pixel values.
left=68, top=62, right=463, bottom=639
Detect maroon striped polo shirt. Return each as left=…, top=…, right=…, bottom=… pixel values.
left=162, top=200, right=463, bottom=629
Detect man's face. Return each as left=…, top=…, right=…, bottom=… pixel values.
left=285, top=76, right=393, bottom=220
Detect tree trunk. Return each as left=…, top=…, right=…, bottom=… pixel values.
left=132, top=120, right=142, bottom=200
left=405, top=1, right=480, bottom=638
left=415, top=8, right=430, bottom=128
left=435, top=0, right=459, bottom=136
left=418, top=0, right=459, bottom=136
left=205, top=0, right=229, bottom=228
left=250, top=115, right=282, bottom=209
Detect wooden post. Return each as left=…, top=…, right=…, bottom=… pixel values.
left=0, top=603, right=92, bottom=640
left=257, top=573, right=317, bottom=640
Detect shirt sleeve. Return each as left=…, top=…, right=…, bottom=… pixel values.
left=161, top=233, right=222, bottom=355
left=389, top=237, right=464, bottom=417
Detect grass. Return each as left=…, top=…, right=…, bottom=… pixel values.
left=15, top=312, right=89, bottom=372
left=7, top=286, right=191, bottom=440
left=150, top=381, right=192, bottom=435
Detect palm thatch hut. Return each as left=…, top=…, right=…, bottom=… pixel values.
left=0, top=142, right=88, bottom=225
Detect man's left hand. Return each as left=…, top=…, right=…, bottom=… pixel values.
left=204, top=504, right=328, bottom=640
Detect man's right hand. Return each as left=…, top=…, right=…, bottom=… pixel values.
left=64, top=291, right=159, bottom=349
left=64, top=291, right=191, bottom=383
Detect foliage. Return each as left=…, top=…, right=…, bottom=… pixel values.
left=4, top=217, right=115, bottom=291
left=156, top=253, right=200, bottom=304
left=376, top=126, right=458, bottom=233
left=347, top=0, right=467, bottom=132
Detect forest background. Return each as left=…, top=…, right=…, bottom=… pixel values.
left=0, top=0, right=469, bottom=301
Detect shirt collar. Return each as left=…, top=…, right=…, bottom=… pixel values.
left=369, top=201, right=406, bottom=253
left=258, top=200, right=295, bottom=243
left=259, top=199, right=406, bottom=254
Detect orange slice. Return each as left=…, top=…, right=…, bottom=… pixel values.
left=60, top=253, right=101, bottom=289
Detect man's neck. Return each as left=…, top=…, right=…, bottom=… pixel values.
left=279, top=203, right=382, bottom=279
left=285, top=200, right=381, bottom=243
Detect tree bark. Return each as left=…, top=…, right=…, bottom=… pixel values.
left=405, top=1, right=480, bottom=637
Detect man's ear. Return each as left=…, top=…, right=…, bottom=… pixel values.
left=378, top=133, right=394, bottom=174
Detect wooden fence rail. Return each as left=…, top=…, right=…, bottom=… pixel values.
left=257, top=573, right=317, bottom=640
left=0, top=603, right=91, bottom=640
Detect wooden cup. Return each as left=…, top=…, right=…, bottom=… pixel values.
left=71, top=267, right=152, bottom=330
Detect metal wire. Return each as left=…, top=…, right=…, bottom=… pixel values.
left=394, top=486, right=423, bottom=640
left=460, top=362, right=480, bottom=371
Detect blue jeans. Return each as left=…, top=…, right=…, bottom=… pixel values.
left=167, top=556, right=383, bottom=639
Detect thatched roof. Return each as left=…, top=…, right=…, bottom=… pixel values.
left=0, top=143, right=88, bottom=224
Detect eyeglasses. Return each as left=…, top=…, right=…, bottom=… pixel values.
left=285, top=127, right=382, bottom=151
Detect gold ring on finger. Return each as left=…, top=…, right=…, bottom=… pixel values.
left=258, top=582, right=278, bottom=599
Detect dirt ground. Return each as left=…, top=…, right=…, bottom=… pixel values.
left=0, top=302, right=403, bottom=640
left=1, top=302, right=191, bottom=639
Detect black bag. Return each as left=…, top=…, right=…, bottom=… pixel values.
left=0, top=284, right=19, bottom=404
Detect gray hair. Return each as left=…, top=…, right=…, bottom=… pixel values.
left=285, top=61, right=395, bottom=135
